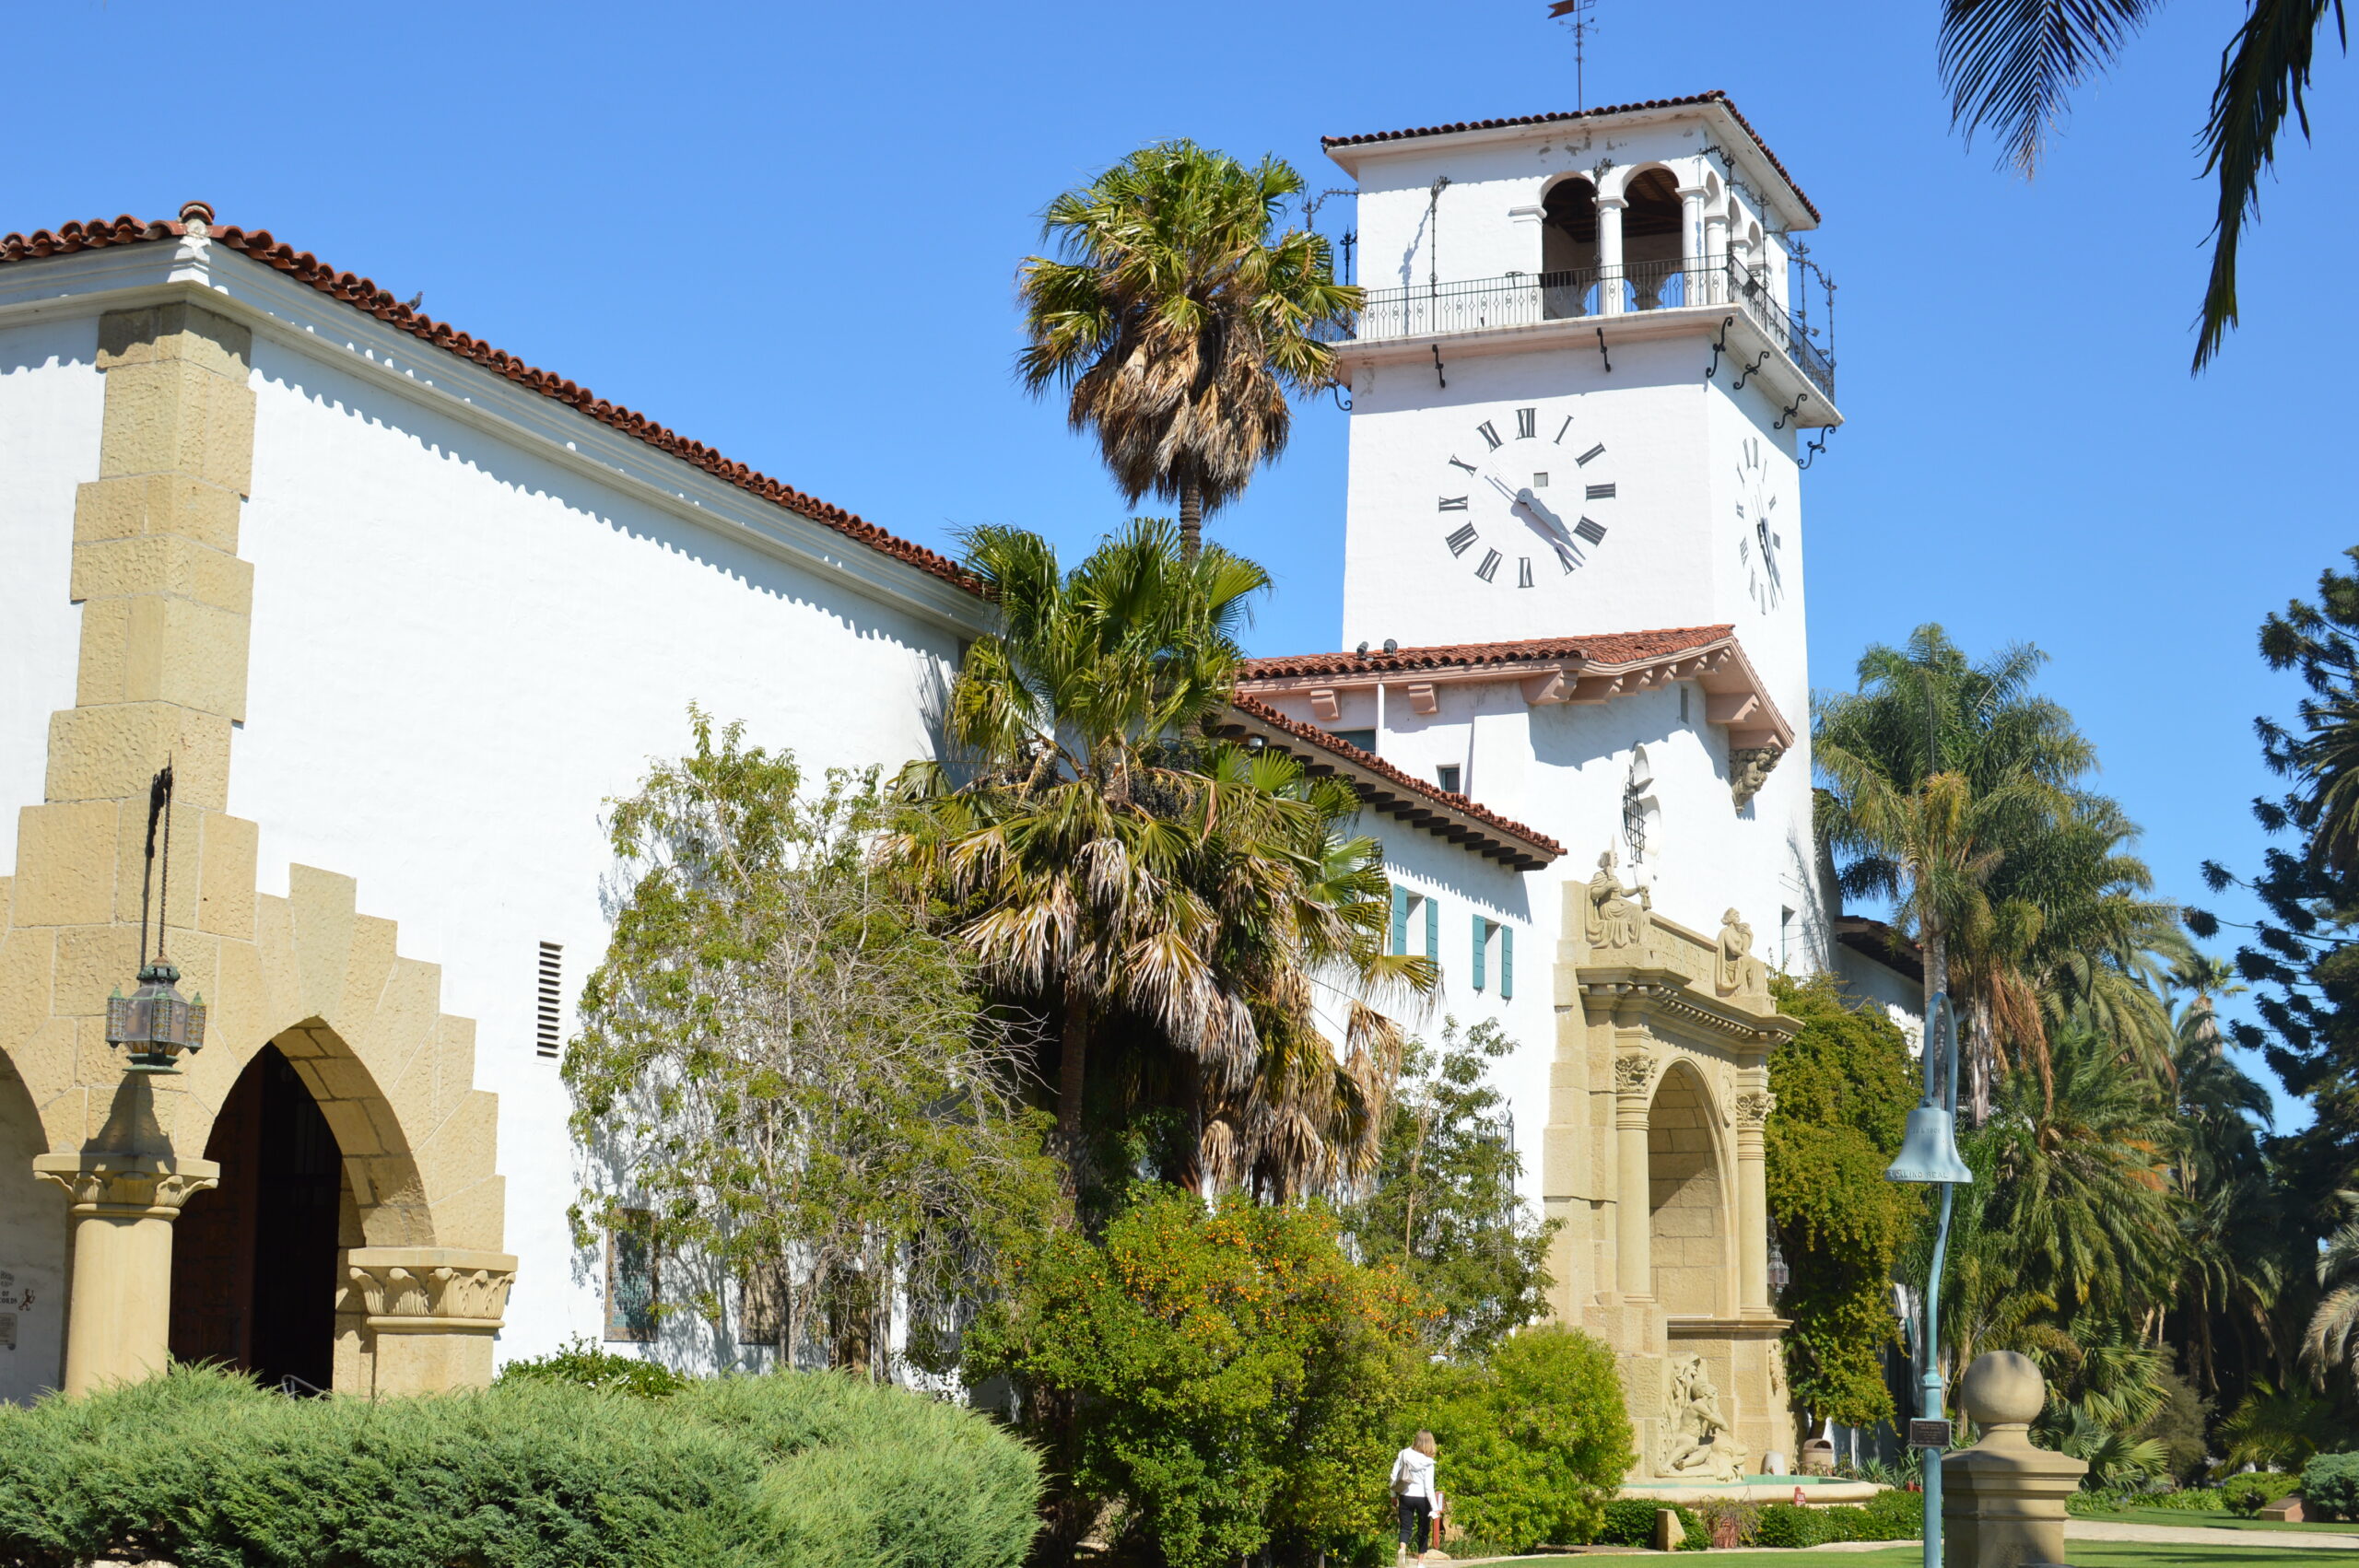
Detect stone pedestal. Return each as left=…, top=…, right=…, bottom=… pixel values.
left=34, top=1150, right=219, bottom=1396
left=346, top=1247, right=516, bottom=1395
left=1941, top=1352, right=2087, bottom=1568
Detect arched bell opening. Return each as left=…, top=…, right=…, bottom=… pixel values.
left=169, top=1043, right=345, bottom=1390
left=1541, top=175, right=1600, bottom=318
left=1620, top=166, right=1685, bottom=307
left=0, top=1054, right=66, bottom=1403
left=1647, top=1060, right=1730, bottom=1316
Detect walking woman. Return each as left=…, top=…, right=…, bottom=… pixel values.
left=1391, top=1430, right=1438, bottom=1558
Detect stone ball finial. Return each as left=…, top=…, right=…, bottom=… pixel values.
left=1957, top=1351, right=2046, bottom=1428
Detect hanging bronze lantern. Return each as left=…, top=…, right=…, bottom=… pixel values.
left=106, top=959, right=207, bottom=1074
left=105, top=762, right=206, bottom=1074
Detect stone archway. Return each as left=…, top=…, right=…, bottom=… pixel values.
left=1648, top=1060, right=1731, bottom=1317
left=0, top=1052, right=66, bottom=1402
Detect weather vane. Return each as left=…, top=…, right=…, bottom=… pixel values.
left=1547, top=0, right=1600, bottom=110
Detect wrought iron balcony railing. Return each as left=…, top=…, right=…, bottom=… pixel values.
left=1344, top=256, right=1835, bottom=403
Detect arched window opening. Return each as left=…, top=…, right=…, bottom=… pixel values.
left=0, top=1059, right=65, bottom=1403
left=1541, top=177, right=1599, bottom=319
left=1622, top=167, right=1685, bottom=308
left=169, top=1044, right=345, bottom=1391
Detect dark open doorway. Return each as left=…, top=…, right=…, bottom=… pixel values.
left=169, top=1044, right=343, bottom=1389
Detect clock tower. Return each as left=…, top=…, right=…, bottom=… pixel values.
left=1322, top=91, right=1837, bottom=720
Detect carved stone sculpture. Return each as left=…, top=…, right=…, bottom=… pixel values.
left=1734, top=1089, right=1777, bottom=1127
left=1614, top=1051, right=1654, bottom=1096
left=1715, top=909, right=1766, bottom=997
left=1731, top=746, right=1782, bottom=807
left=1661, top=1353, right=1752, bottom=1481
left=1584, top=848, right=1652, bottom=950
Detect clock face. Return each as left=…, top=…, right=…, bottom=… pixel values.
left=1734, top=437, right=1785, bottom=611
left=1433, top=403, right=1616, bottom=588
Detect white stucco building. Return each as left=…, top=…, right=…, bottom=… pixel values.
left=0, top=92, right=1911, bottom=1470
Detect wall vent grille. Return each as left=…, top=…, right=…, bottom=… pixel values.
left=536, top=942, right=563, bottom=1059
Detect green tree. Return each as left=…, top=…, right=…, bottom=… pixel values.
left=1017, top=142, right=1358, bottom=555
left=566, top=711, right=1060, bottom=1374
left=1763, top=975, right=1922, bottom=1429
left=1816, top=625, right=2180, bottom=1122
left=1407, top=1328, right=1636, bottom=1554
left=964, top=1186, right=1423, bottom=1568
left=1938, top=0, right=2347, bottom=368
left=1339, top=1018, right=1556, bottom=1357
left=889, top=521, right=1430, bottom=1200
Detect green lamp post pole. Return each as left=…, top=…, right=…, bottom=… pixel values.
left=1887, top=992, right=1970, bottom=1568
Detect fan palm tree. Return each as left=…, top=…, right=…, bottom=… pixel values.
left=1816, top=626, right=2093, bottom=1118
left=888, top=521, right=1432, bottom=1199
left=1938, top=0, right=2347, bottom=369
left=1017, top=141, right=1359, bottom=555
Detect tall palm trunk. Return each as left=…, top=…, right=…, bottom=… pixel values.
left=1924, top=923, right=1953, bottom=1109
left=1179, top=479, right=1203, bottom=559
left=1058, top=977, right=1090, bottom=1164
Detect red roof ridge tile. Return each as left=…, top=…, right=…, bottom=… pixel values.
left=1226, top=694, right=1565, bottom=863
left=1321, top=91, right=1819, bottom=224
left=1238, top=624, right=1739, bottom=680
left=0, top=207, right=980, bottom=594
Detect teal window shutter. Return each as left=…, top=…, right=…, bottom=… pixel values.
left=1425, top=895, right=1439, bottom=962
left=1472, top=915, right=1487, bottom=990
left=1500, top=924, right=1514, bottom=1000
left=1391, top=884, right=1409, bottom=954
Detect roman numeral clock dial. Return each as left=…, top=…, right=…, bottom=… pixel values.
left=1735, top=437, right=1786, bottom=611
left=1436, top=404, right=1615, bottom=587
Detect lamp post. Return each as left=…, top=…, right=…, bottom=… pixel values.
left=1885, top=991, right=1971, bottom=1568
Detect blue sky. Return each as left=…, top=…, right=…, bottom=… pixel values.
left=12, top=0, right=2352, bottom=1120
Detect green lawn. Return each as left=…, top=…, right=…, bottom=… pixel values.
left=2078, top=1506, right=2359, bottom=1535
left=1481, top=1542, right=2353, bottom=1566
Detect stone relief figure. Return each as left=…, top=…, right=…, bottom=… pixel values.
left=1661, top=1353, right=1752, bottom=1481
left=1715, top=909, right=1766, bottom=998
left=1584, top=848, right=1652, bottom=950
left=1614, top=1051, right=1654, bottom=1096
left=1730, top=746, right=1782, bottom=808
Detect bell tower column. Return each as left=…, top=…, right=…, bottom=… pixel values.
left=1596, top=194, right=1627, bottom=315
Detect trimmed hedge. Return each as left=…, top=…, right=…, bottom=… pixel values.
left=2304, top=1452, right=2359, bottom=1520
left=2223, top=1471, right=2301, bottom=1516
left=1591, top=1499, right=1706, bottom=1550
left=0, top=1363, right=1038, bottom=1568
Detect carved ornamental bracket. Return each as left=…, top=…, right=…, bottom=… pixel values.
left=347, top=1247, right=518, bottom=1338
left=1731, top=745, right=1782, bottom=807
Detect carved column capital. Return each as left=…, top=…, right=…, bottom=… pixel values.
left=346, top=1246, right=517, bottom=1337
left=1614, top=1050, right=1656, bottom=1098
left=33, top=1152, right=219, bottom=1218
left=1734, top=1089, right=1778, bottom=1129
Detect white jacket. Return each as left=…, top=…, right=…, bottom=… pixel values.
left=1391, top=1446, right=1437, bottom=1502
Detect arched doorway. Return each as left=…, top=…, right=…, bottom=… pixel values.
left=1648, top=1062, right=1729, bottom=1316
left=1620, top=167, right=1685, bottom=307
left=1542, top=176, right=1598, bottom=318
left=169, top=1044, right=344, bottom=1389
left=0, top=1056, right=66, bottom=1403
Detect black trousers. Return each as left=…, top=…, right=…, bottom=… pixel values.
left=1397, top=1495, right=1432, bottom=1553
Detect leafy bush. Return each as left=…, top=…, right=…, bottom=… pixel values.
left=2222, top=1470, right=2301, bottom=1515
left=1851, top=1487, right=1928, bottom=1539
left=2146, top=1488, right=2229, bottom=1512
left=497, top=1336, right=691, bottom=1398
left=1590, top=1499, right=1705, bottom=1550
left=2304, top=1452, right=2359, bottom=1520
left=964, top=1186, right=1422, bottom=1568
left=0, top=1362, right=1037, bottom=1568
left=1408, top=1327, right=1634, bottom=1553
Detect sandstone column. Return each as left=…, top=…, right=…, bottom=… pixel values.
left=1734, top=1084, right=1775, bottom=1314
left=347, top=1248, right=519, bottom=1396
left=1614, top=1050, right=1653, bottom=1299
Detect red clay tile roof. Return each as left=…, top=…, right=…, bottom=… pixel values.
left=1222, top=695, right=1564, bottom=869
left=1322, top=91, right=1819, bottom=224
left=0, top=205, right=978, bottom=593
left=1239, top=626, right=1738, bottom=681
